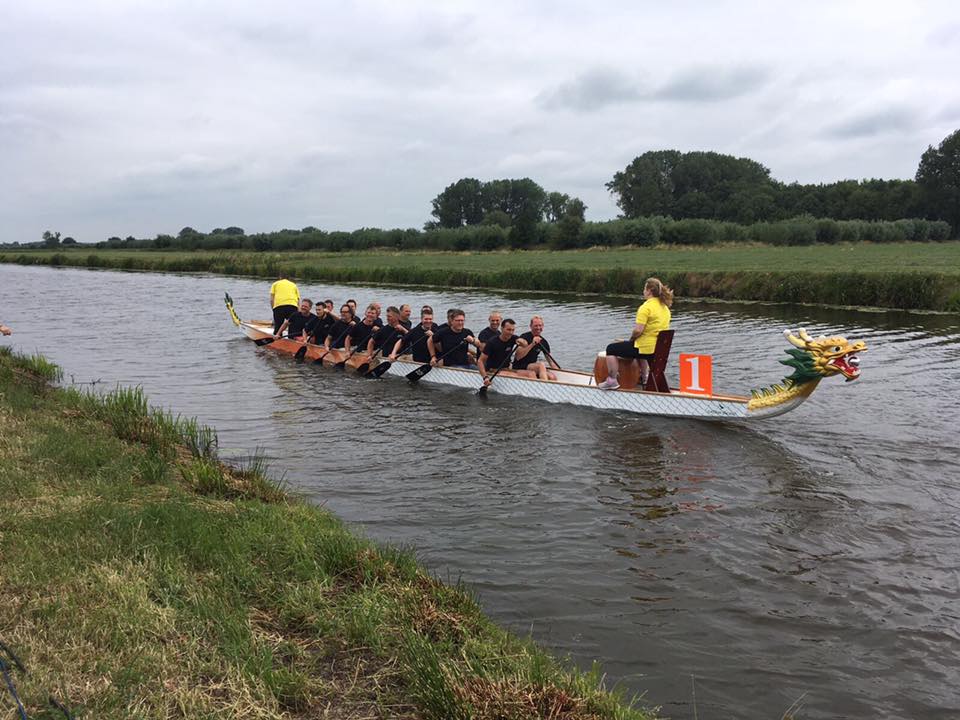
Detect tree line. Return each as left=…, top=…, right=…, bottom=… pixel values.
left=10, top=128, right=956, bottom=251
left=606, top=128, right=960, bottom=233
left=63, top=215, right=948, bottom=254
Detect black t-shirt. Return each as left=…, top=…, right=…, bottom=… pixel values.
left=512, top=332, right=551, bottom=370
left=399, top=318, right=412, bottom=330
left=433, top=326, right=474, bottom=366
left=373, top=317, right=384, bottom=327
left=326, top=319, right=353, bottom=348
left=477, top=326, right=498, bottom=352
left=400, top=324, right=434, bottom=363
left=286, top=312, right=317, bottom=340
left=372, top=324, right=402, bottom=353
left=349, top=321, right=378, bottom=347
left=310, top=314, right=336, bottom=344
left=481, top=334, right=518, bottom=372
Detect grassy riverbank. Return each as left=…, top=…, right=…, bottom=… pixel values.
left=4, top=243, right=960, bottom=310
left=0, top=347, right=652, bottom=719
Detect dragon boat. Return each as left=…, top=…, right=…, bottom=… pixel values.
left=225, top=294, right=865, bottom=421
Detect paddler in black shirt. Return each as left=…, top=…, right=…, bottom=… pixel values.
left=309, top=302, right=336, bottom=345
left=512, top=315, right=558, bottom=380
left=324, top=305, right=355, bottom=350
left=274, top=298, right=318, bottom=341
left=428, top=309, right=480, bottom=369
left=366, top=306, right=407, bottom=356
left=476, top=311, right=502, bottom=356
left=434, top=308, right=456, bottom=334
left=478, top=318, right=529, bottom=386
left=398, top=304, right=413, bottom=330
left=389, top=308, right=435, bottom=363
left=345, top=304, right=380, bottom=354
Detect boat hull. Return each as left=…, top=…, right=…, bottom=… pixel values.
left=236, top=319, right=757, bottom=420
left=382, top=360, right=749, bottom=420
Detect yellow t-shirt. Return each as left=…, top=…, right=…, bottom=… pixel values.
left=634, top=298, right=671, bottom=354
left=270, top=279, right=300, bottom=309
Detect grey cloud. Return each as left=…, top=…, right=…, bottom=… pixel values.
left=538, top=64, right=769, bottom=112
left=537, top=68, right=644, bottom=111
left=653, top=66, right=768, bottom=102
left=823, top=108, right=918, bottom=139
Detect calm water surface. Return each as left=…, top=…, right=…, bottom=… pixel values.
left=1, top=265, right=958, bottom=719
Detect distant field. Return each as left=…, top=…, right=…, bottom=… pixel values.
left=3, top=243, right=960, bottom=310
left=5, top=241, right=960, bottom=274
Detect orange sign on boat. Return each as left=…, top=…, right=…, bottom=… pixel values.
left=679, top=354, right=713, bottom=396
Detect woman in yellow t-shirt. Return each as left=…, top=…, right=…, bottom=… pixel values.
left=598, top=277, right=673, bottom=390
left=269, top=274, right=300, bottom=333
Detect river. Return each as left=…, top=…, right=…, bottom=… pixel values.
left=1, top=264, right=958, bottom=719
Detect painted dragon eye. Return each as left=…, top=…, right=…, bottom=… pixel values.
left=832, top=345, right=842, bottom=352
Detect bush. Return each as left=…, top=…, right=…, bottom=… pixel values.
left=929, top=221, right=952, bottom=242
left=815, top=219, right=841, bottom=244
left=617, top=219, right=660, bottom=247
left=661, top=218, right=718, bottom=245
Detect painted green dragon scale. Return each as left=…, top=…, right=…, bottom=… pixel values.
left=779, top=347, right=822, bottom=384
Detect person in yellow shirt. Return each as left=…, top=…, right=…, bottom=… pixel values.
left=598, top=277, right=673, bottom=390
left=269, top=274, right=300, bottom=333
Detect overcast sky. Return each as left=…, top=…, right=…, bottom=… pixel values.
left=2, top=1, right=959, bottom=243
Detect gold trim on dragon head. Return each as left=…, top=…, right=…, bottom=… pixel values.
left=783, top=328, right=866, bottom=381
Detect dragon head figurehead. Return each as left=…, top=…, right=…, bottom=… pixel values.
left=781, top=328, right=866, bottom=383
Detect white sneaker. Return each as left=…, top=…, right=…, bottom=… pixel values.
left=597, top=377, right=619, bottom=390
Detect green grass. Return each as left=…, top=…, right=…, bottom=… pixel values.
left=7, top=241, right=960, bottom=272
left=5, top=243, right=960, bottom=310
left=0, top=348, right=654, bottom=719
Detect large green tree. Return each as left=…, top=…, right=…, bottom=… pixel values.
left=916, top=128, right=960, bottom=233
left=429, top=177, right=554, bottom=232
left=607, top=150, right=776, bottom=221
left=429, top=178, right=485, bottom=228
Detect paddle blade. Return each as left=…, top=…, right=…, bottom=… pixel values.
left=355, top=362, right=370, bottom=375
left=254, top=337, right=276, bottom=346
left=477, top=386, right=488, bottom=396
left=294, top=345, right=307, bottom=360
left=368, top=361, right=392, bottom=378
left=334, top=361, right=347, bottom=370
left=406, top=364, right=432, bottom=382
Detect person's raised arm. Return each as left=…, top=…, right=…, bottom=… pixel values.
left=513, top=337, right=534, bottom=360
left=275, top=318, right=290, bottom=339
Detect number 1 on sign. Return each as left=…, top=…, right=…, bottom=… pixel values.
left=679, top=354, right=713, bottom=396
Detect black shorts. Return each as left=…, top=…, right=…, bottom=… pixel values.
left=273, top=305, right=297, bottom=333
left=606, top=341, right=654, bottom=361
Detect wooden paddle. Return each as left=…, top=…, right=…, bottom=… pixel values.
left=406, top=340, right=466, bottom=382
left=366, top=331, right=430, bottom=378
left=477, top=343, right=518, bottom=396
left=540, top=346, right=562, bottom=370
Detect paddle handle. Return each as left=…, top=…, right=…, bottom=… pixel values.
left=540, top=346, right=562, bottom=370
left=479, top=344, right=518, bottom=392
